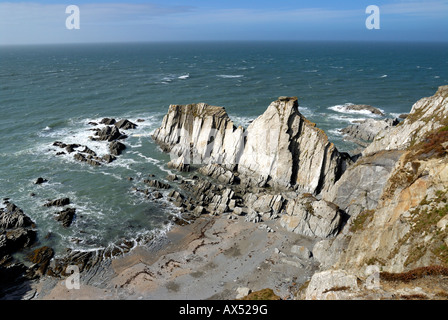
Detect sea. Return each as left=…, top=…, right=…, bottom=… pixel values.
left=1, top=41, right=447, bottom=259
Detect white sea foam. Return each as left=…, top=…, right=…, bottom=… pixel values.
left=328, top=114, right=367, bottom=124
left=178, top=74, right=190, bottom=80
left=217, top=74, right=244, bottom=79
left=380, top=75, right=388, bottom=78
left=327, top=128, right=343, bottom=136
left=328, top=103, right=384, bottom=117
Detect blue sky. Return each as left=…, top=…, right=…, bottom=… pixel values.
left=0, top=0, right=447, bottom=44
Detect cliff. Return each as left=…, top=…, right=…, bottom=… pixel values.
left=307, top=86, right=448, bottom=300
left=152, top=86, right=448, bottom=300
left=363, top=85, right=448, bottom=155
left=152, top=97, right=348, bottom=194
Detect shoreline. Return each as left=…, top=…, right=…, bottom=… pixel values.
left=32, top=214, right=319, bottom=300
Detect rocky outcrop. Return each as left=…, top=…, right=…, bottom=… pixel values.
left=279, top=194, right=343, bottom=239
left=237, top=97, right=348, bottom=193
left=152, top=97, right=348, bottom=194
left=363, top=85, right=448, bottom=155
left=0, top=201, right=38, bottom=297
left=152, top=102, right=245, bottom=170
left=344, top=104, right=384, bottom=116
left=323, top=150, right=404, bottom=219
left=341, top=118, right=399, bottom=148
left=304, top=86, right=448, bottom=299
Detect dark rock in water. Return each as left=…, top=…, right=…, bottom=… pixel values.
left=144, top=179, right=171, bottom=190
left=100, top=118, right=116, bottom=125
left=27, top=246, right=54, bottom=276
left=55, top=208, right=76, bottom=228
left=65, top=144, right=80, bottom=154
left=44, top=198, right=70, bottom=207
left=0, top=203, right=34, bottom=229
left=34, top=177, right=48, bottom=185
left=80, top=146, right=97, bottom=156
left=93, top=125, right=125, bottom=142
left=74, top=153, right=101, bottom=166
left=55, top=152, right=66, bottom=156
left=115, top=119, right=137, bottom=130
left=102, top=154, right=117, bottom=163
left=109, top=141, right=126, bottom=156
left=88, top=121, right=98, bottom=126
left=137, top=119, right=145, bottom=123
left=3, top=228, right=37, bottom=253
left=153, top=191, right=163, bottom=199
left=344, top=104, right=385, bottom=116
left=53, top=141, right=67, bottom=148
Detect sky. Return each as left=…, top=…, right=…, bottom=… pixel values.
left=0, top=0, right=447, bottom=45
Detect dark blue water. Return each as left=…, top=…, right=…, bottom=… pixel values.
left=1, top=41, right=447, bottom=256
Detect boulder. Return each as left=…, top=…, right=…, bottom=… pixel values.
left=93, top=125, right=124, bottom=142
left=305, top=269, right=359, bottom=300
left=109, top=141, right=126, bottom=156
left=55, top=208, right=76, bottom=228
left=44, top=198, right=70, bottom=207
left=34, top=177, right=48, bottom=185
left=100, top=118, right=116, bottom=125
left=115, top=119, right=137, bottom=130
left=102, top=154, right=117, bottom=163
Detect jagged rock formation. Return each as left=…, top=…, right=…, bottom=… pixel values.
left=237, top=97, right=348, bottom=193
left=151, top=97, right=349, bottom=239
left=363, top=85, right=448, bottom=155
left=341, top=118, right=399, bottom=148
left=152, top=97, right=348, bottom=194
left=305, top=85, right=448, bottom=300
left=152, top=103, right=244, bottom=168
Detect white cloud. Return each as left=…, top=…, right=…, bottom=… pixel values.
left=381, top=0, right=448, bottom=17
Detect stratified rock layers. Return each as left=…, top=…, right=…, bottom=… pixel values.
left=152, top=97, right=347, bottom=194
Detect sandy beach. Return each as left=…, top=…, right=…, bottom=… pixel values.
left=33, top=215, right=319, bottom=300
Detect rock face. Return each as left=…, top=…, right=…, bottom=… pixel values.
left=0, top=201, right=38, bottom=297
left=323, top=150, right=404, bottom=219
left=341, top=118, right=399, bottom=148
left=279, top=194, right=342, bottom=238
left=237, top=97, right=347, bottom=193
left=305, top=86, right=448, bottom=299
left=152, top=97, right=348, bottom=194
left=152, top=102, right=245, bottom=170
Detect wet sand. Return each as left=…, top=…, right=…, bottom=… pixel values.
left=33, top=215, right=319, bottom=300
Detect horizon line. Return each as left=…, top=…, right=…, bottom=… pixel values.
left=2, top=39, right=448, bottom=47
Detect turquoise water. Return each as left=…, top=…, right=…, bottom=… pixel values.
left=1, top=41, right=447, bottom=256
